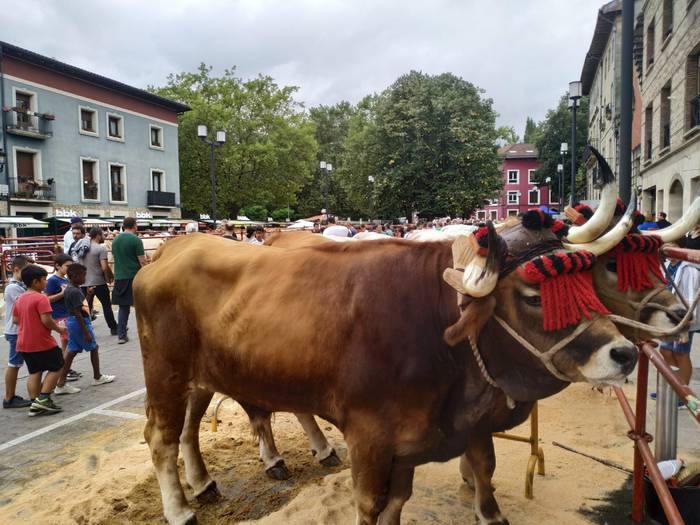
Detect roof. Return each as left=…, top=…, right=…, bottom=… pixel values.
left=0, top=41, right=191, bottom=114
left=498, top=143, right=538, bottom=159
left=580, top=0, right=622, bottom=95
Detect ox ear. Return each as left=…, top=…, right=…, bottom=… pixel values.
left=444, top=295, right=496, bottom=347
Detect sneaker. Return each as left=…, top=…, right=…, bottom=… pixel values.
left=3, top=395, right=32, bottom=409
left=110, top=328, right=118, bottom=336
left=55, top=384, right=82, bottom=395
left=93, top=374, right=116, bottom=386
left=28, top=406, right=43, bottom=417
left=650, top=392, right=657, bottom=400
left=31, top=396, right=62, bottom=414
left=66, top=369, right=82, bottom=382
left=118, top=336, right=129, bottom=344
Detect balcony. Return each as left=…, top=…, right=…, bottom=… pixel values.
left=9, top=176, right=56, bottom=202
left=691, top=96, right=700, bottom=130
left=147, top=190, right=176, bottom=208
left=3, top=107, right=54, bottom=139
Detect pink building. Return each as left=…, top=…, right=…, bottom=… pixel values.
left=473, top=143, right=553, bottom=221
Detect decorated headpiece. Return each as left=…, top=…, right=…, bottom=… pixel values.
left=610, top=234, right=665, bottom=291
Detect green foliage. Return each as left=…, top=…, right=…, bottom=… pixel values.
left=270, top=207, right=294, bottom=221
left=523, top=116, right=541, bottom=144
left=149, top=64, right=317, bottom=218
left=532, top=94, right=589, bottom=204
left=497, top=126, right=520, bottom=145
left=241, top=205, right=269, bottom=221
left=343, top=72, right=502, bottom=219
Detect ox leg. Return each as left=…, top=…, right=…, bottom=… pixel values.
left=347, top=434, right=393, bottom=525
left=294, top=413, right=341, bottom=467
left=180, top=388, right=220, bottom=503
left=144, top=393, right=194, bottom=525
left=460, top=453, right=476, bottom=489
left=377, top=465, right=415, bottom=525
left=464, top=433, right=508, bottom=525
left=242, top=405, right=290, bottom=480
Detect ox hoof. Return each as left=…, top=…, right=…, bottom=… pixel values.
left=319, top=449, right=342, bottom=468
left=195, top=481, right=221, bottom=505
left=182, top=514, right=198, bottom=525
left=265, top=460, right=290, bottom=480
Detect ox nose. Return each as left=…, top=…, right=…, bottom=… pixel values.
left=667, top=307, right=688, bottom=324
left=610, top=345, right=638, bottom=375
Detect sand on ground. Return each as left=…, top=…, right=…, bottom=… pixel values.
left=2, top=381, right=695, bottom=524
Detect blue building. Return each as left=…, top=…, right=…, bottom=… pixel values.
left=0, top=41, right=189, bottom=223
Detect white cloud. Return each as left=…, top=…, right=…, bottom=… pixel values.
left=5, top=0, right=603, bottom=136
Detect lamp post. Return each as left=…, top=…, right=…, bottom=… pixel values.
left=568, top=81, right=582, bottom=206
left=197, top=125, right=226, bottom=226
left=559, top=141, right=568, bottom=212
left=320, top=161, right=333, bottom=221
left=367, top=175, right=375, bottom=221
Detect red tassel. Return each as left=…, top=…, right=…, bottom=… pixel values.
left=540, top=272, right=610, bottom=331
left=613, top=249, right=666, bottom=292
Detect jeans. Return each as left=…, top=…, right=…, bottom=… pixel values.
left=117, top=305, right=131, bottom=339
left=83, top=284, right=117, bottom=331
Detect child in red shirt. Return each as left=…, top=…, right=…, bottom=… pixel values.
left=13, top=265, right=67, bottom=416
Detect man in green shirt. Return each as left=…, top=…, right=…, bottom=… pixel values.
left=111, top=217, right=147, bottom=344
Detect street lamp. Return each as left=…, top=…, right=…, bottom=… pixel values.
left=568, top=81, right=582, bottom=206
left=367, top=175, right=375, bottom=220
left=198, top=125, right=226, bottom=226
left=320, top=161, right=333, bottom=221
left=559, top=142, right=568, bottom=211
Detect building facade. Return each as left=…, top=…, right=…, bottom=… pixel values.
left=580, top=0, right=643, bottom=201
left=0, top=41, right=189, bottom=222
left=473, top=144, right=552, bottom=221
left=635, top=0, right=700, bottom=220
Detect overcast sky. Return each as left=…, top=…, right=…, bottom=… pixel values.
left=7, top=0, right=604, bottom=137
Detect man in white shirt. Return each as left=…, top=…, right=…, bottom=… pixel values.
left=668, top=261, right=700, bottom=386
left=63, top=217, right=83, bottom=253
left=322, top=217, right=350, bottom=238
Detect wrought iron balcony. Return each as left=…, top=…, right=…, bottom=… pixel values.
left=691, top=96, right=700, bottom=130
left=147, top=190, right=176, bottom=207
left=3, top=107, right=54, bottom=139
left=9, top=176, right=56, bottom=201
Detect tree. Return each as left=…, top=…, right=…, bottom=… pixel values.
left=350, top=71, right=502, bottom=219
left=497, top=126, right=520, bottom=145
left=532, top=94, right=589, bottom=205
left=241, top=205, right=268, bottom=221
left=523, top=116, right=541, bottom=144
left=149, top=64, right=317, bottom=218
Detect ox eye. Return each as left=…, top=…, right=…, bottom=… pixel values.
left=606, top=262, right=617, bottom=273
left=522, top=295, right=541, bottom=307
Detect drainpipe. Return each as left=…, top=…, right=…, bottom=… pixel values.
left=0, top=43, right=11, bottom=216
left=618, top=0, right=634, bottom=205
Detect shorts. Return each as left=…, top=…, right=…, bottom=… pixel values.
left=5, top=334, right=22, bottom=368
left=660, top=331, right=696, bottom=354
left=66, top=316, right=98, bottom=353
left=20, top=347, right=64, bottom=375
left=55, top=317, right=69, bottom=343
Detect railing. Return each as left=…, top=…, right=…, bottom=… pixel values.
left=662, top=123, right=670, bottom=149
left=2, top=107, right=54, bottom=139
left=147, top=190, right=176, bottom=207
left=9, top=176, right=56, bottom=201
left=691, top=96, right=700, bottom=130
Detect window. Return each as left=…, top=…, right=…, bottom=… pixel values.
left=13, top=147, right=42, bottom=196
left=79, top=107, right=98, bottom=135
left=685, top=47, right=700, bottom=132
left=507, top=190, right=518, bottom=204
left=662, top=0, right=673, bottom=40
left=109, top=163, right=127, bottom=203
left=107, top=113, right=124, bottom=141
left=14, top=90, right=36, bottom=129
left=646, top=19, right=655, bottom=68
left=507, top=209, right=519, bottom=217
left=660, top=81, right=671, bottom=151
left=528, top=188, right=540, bottom=205
left=645, top=103, right=653, bottom=160
left=476, top=211, right=486, bottom=220
left=489, top=210, right=498, bottom=221
left=507, top=170, right=519, bottom=184
left=149, top=125, right=163, bottom=149
left=151, top=169, right=165, bottom=191
left=80, top=158, right=99, bottom=201
left=528, top=169, right=537, bottom=184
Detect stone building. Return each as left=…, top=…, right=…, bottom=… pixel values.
left=635, top=0, right=700, bottom=219
left=0, top=41, right=190, bottom=223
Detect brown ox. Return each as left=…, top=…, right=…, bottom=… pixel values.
left=135, top=231, right=635, bottom=525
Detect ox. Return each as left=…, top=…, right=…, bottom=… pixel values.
left=135, top=225, right=636, bottom=525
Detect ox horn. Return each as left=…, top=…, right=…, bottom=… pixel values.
left=563, top=198, right=637, bottom=256
left=641, top=191, right=700, bottom=243
left=443, top=222, right=501, bottom=297
left=565, top=146, right=617, bottom=243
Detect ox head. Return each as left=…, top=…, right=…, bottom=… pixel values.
left=562, top=149, right=698, bottom=340
left=442, top=214, right=636, bottom=400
